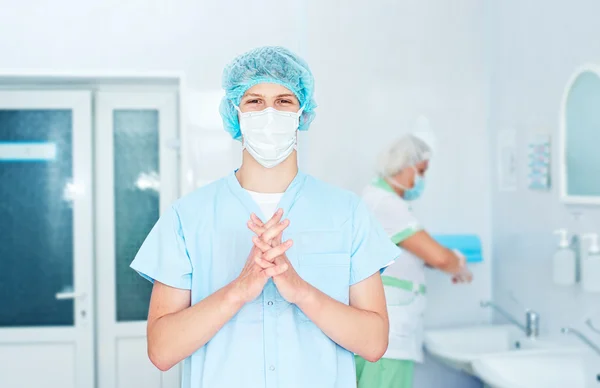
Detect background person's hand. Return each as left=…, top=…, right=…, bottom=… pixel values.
left=451, top=270, right=473, bottom=284
left=451, top=249, right=473, bottom=284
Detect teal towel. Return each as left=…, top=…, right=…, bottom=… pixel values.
left=433, top=234, right=483, bottom=263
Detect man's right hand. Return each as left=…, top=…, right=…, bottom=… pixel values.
left=230, top=209, right=292, bottom=304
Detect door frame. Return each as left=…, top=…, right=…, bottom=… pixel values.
left=0, top=90, right=95, bottom=388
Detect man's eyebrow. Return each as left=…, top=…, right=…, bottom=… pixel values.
left=242, top=92, right=298, bottom=99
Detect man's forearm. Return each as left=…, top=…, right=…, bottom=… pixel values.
left=148, top=283, right=244, bottom=371
left=295, top=286, right=389, bottom=362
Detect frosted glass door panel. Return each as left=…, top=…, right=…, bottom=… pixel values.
left=0, top=110, right=73, bottom=327
left=114, top=110, right=159, bottom=322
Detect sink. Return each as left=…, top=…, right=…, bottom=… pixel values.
left=472, top=347, right=599, bottom=388
left=424, top=324, right=557, bottom=374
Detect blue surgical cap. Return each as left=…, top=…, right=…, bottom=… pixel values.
left=219, top=46, right=317, bottom=141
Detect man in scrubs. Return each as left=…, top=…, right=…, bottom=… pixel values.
left=355, top=134, right=473, bottom=388
left=130, top=46, right=400, bottom=388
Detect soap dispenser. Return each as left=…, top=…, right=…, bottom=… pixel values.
left=581, top=233, right=600, bottom=293
left=553, top=229, right=576, bottom=286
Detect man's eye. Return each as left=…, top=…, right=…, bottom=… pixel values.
left=246, top=99, right=260, bottom=104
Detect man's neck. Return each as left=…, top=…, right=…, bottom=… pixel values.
left=236, top=151, right=299, bottom=193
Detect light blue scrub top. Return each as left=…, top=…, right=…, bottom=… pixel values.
left=130, top=170, right=400, bottom=388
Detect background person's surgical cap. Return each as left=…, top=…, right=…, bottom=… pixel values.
left=219, top=46, right=317, bottom=141
left=378, top=134, right=433, bottom=177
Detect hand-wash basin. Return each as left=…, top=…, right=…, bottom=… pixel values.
left=424, top=324, right=557, bottom=374
left=472, top=347, right=598, bottom=388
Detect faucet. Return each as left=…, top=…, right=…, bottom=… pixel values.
left=561, top=327, right=600, bottom=356
left=585, top=318, right=600, bottom=335
left=480, top=300, right=540, bottom=339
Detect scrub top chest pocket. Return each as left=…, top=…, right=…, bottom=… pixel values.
left=295, top=230, right=351, bottom=306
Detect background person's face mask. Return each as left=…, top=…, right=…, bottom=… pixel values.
left=402, top=173, right=425, bottom=201
left=236, top=106, right=302, bottom=168
left=389, top=167, right=426, bottom=201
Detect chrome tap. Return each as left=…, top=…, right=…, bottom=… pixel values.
left=561, top=327, right=600, bottom=356
left=585, top=318, right=600, bottom=335
left=480, top=300, right=539, bottom=339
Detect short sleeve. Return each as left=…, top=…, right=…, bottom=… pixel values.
left=130, top=205, right=192, bottom=290
left=349, top=199, right=402, bottom=286
left=372, top=196, right=422, bottom=245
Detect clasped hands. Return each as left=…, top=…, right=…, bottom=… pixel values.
left=233, top=209, right=310, bottom=305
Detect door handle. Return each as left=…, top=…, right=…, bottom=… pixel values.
left=55, top=291, right=86, bottom=300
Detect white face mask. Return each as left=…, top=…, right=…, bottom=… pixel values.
left=236, top=106, right=303, bottom=168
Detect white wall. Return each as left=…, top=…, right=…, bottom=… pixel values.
left=0, top=1, right=490, bottom=386
left=489, top=0, right=600, bottom=344
left=305, top=0, right=492, bottom=320
left=304, top=2, right=490, bottom=385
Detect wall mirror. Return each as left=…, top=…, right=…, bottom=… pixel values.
left=560, top=65, right=600, bottom=205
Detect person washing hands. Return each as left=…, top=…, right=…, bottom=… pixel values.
left=355, top=134, right=473, bottom=388
left=130, top=46, right=400, bottom=388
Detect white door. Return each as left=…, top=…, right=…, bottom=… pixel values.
left=95, top=91, right=180, bottom=388
left=0, top=91, right=95, bottom=388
